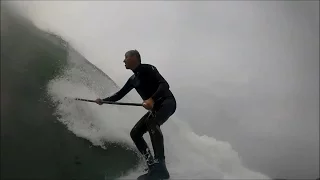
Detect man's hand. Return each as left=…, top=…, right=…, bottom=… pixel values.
left=143, top=98, right=154, bottom=110
left=95, top=98, right=103, bottom=105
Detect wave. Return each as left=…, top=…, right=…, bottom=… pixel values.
left=1, top=4, right=269, bottom=179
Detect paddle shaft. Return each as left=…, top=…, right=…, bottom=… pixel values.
left=74, top=98, right=143, bottom=106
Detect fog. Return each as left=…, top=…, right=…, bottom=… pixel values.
left=6, top=1, right=319, bottom=179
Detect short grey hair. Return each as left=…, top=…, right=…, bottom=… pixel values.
left=125, top=49, right=141, bottom=62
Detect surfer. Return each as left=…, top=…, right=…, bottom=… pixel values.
left=96, top=50, right=176, bottom=179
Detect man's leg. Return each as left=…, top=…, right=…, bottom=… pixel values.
left=130, top=111, right=154, bottom=166
left=145, top=97, right=176, bottom=178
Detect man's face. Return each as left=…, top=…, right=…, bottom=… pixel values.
left=123, top=53, right=137, bottom=70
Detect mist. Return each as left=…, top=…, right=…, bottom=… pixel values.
left=6, top=1, right=319, bottom=179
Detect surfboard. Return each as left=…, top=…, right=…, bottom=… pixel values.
left=137, top=174, right=147, bottom=180
left=137, top=173, right=170, bottom=180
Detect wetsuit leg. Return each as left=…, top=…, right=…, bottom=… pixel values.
left=146, top=97, right=176, bottom=160
left=130, top=111, right=154, bottom=163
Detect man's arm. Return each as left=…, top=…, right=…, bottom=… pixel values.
left=149, top=66, right=170, bottom=102
left=103, top=77, right=133, bottom=102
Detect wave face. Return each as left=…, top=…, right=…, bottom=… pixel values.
left=1, top=4, right=269, bottom=180
left=1, top=7, right=139, bottom=180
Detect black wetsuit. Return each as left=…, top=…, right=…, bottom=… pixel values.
left=103, top=63, right=176, bottom=161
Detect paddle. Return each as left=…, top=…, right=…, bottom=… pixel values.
left=73, top=98, right=143, bottom=107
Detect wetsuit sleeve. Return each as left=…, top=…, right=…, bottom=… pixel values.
left=149, top=66, right=170, bottom=101
left=103, top=77, right=133, bottom=102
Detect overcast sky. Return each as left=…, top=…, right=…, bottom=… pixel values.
left=8, top=1, right=319, bottom=179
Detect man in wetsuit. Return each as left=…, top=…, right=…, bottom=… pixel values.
left=95, top=50, right=176, bottom=179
